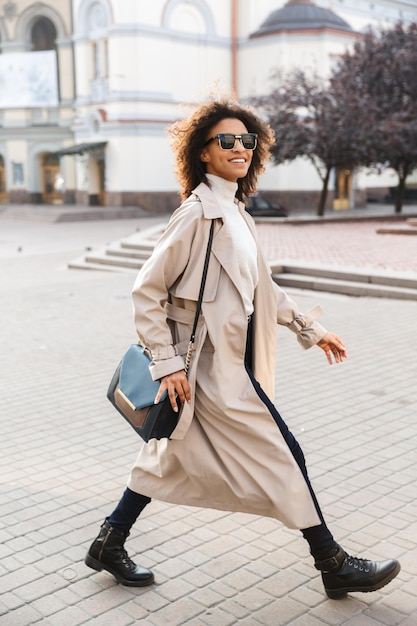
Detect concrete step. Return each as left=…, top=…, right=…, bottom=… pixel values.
left=271, top=263, right=417, bottom=300
left=270, top=261, right=417, bottom=291
left=69, top=248, right=142, bottom=272
left=68, top=258, right=138, bottom=272
left=121, top=241, right=156, bottom=251
left=104, top=245, right=151, bottom=260
left=68, top=223, right=166, bottom=272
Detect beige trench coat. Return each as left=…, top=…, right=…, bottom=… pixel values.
left=127, top=182, right=327, bottom=529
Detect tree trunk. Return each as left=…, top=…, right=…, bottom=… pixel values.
left=395, top=175, right=406, bottom=214
left=317, top=167, right=331, bottom=217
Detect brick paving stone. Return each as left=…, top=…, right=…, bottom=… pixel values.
left=290, top=616, right=332, bottom=626
left=261, top=569, right=312, bottom=599
left=200, top=552, right=251, bottom=580
left=310, top=597, right=369, bottom=625
left=30, top=593, right=69, bottom=617
left=181, top=570, right=214, bottom=590
left=154, top=556, right=194, bottom=581
left=256, top=218, right=417, bottom=273
left=119, top=599, right=151, bottom=621
left=363, top=604, right=407, bottom=625
left=343, top=616, right=395, bottom=626
left=179, top=549, right=213, bottom=569
left=263, top=547, right=305, bottom=571
left=0, top=605, right=43, bottom=626
left=392, top=617, right=417, bottom=626
left=13, top=572, right=69, bottom=604
left=156, top=577, right=197, bottom=602
left=79, top=608, right=134, bottom=626
left=221, top=568, right=264, bottom=593
left=207, top=580, right=237, bottom=599
left=52, top=586, right=82, bottom=607
left=229, top=587, right=275, bottom=612
left=245, top=558, right=281, bottom=581
left=218, top=597, right=254, bottom=620
left=0, top=592, right=25, bottom=613
left=289, top=585, right=325, bottom=608
left=252, top=596, right=306, bottom=625
left=384, top=589, right=417, bottom=615
left=195, top=609, right=238, bottom=626
left=75, top=587, right=134, bottom=618
left=144, top=596, right=205, bottom=625
left=188, top=586, right=225, bottom=609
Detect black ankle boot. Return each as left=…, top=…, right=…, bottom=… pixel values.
left=315, top=544, right=400, bottom=599
left=85, top=519, right=154, bottom=587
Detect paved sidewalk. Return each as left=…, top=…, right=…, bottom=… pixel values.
left=0, top=217, right=416, bottom=625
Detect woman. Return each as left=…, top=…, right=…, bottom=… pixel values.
left=85, top=99, right=400, bottom=599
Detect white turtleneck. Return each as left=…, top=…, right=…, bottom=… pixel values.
left=206, top=174, right=258, bottom=316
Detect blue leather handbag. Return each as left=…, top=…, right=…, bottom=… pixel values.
left=107, top=344, right=180, bottom=442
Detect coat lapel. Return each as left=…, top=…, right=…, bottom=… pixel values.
left=192, top=183, right=246, bottom=300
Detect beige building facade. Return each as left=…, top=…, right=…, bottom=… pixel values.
left=0, top=0, right=416, bottom=212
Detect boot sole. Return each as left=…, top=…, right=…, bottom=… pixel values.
left=84, top=554, right=155, bottom=587
left=325, top=561, right=401, bottom=599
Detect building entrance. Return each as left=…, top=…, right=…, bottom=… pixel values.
left=333, top=168, right=352, bottom=210
left=0, top=156, right=7, bottom=203
left=42, top=154, right=62, bottom=204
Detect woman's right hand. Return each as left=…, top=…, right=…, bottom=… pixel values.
left=155, top=370, right=191, bottom=412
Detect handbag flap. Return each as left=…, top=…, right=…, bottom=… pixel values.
left=118, top=345, right=160, bottom=410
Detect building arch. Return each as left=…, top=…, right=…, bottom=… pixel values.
left=15, top=3, right=67, bottom=45
left=75, top=0, right=112, bottom=37
left=162, top=0, right=216, bottom=35
left=75, top=0, right=112, bottom=102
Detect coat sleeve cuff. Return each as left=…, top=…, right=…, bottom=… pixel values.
left=149, top=355, right=186, bottom=381
left=297, top=321, right=327, bottom=350
left=286, top=305, right=327, bottom=349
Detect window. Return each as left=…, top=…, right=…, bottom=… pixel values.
left=31, top=17, right=57, bottom=51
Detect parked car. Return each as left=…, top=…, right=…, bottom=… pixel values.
left=245, top=194, right=287, bottom=217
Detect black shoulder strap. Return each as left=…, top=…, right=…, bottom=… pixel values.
left=184, top=219, right=214, bottom=372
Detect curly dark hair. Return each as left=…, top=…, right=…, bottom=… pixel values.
left=169, top=98, right=275, bottom=202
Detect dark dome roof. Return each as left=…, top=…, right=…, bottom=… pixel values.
left=251, top=0, right=353, bottom=38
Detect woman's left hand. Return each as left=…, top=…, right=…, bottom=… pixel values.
left=317, top=332, right=348, bottom=364
left=155, top=370, right=191, bottom=412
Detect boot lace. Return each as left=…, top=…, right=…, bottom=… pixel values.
left=119, top=547, right=136, bottom=571
left=345, top=554, right=371, bottom=573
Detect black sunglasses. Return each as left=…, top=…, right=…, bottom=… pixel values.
left=204, top=133, right=258, bottom=151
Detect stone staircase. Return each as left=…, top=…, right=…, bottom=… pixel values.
left=69, top=223, right=417, bottom=300
left=68, top=223, right=165, bottom=272
left=271, top=261, right=417, bottom=300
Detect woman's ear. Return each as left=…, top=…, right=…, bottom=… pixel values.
left=200, top=149, right=209, bottom=163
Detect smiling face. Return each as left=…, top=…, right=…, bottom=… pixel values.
left=200, top=118, right=253, bottom=183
